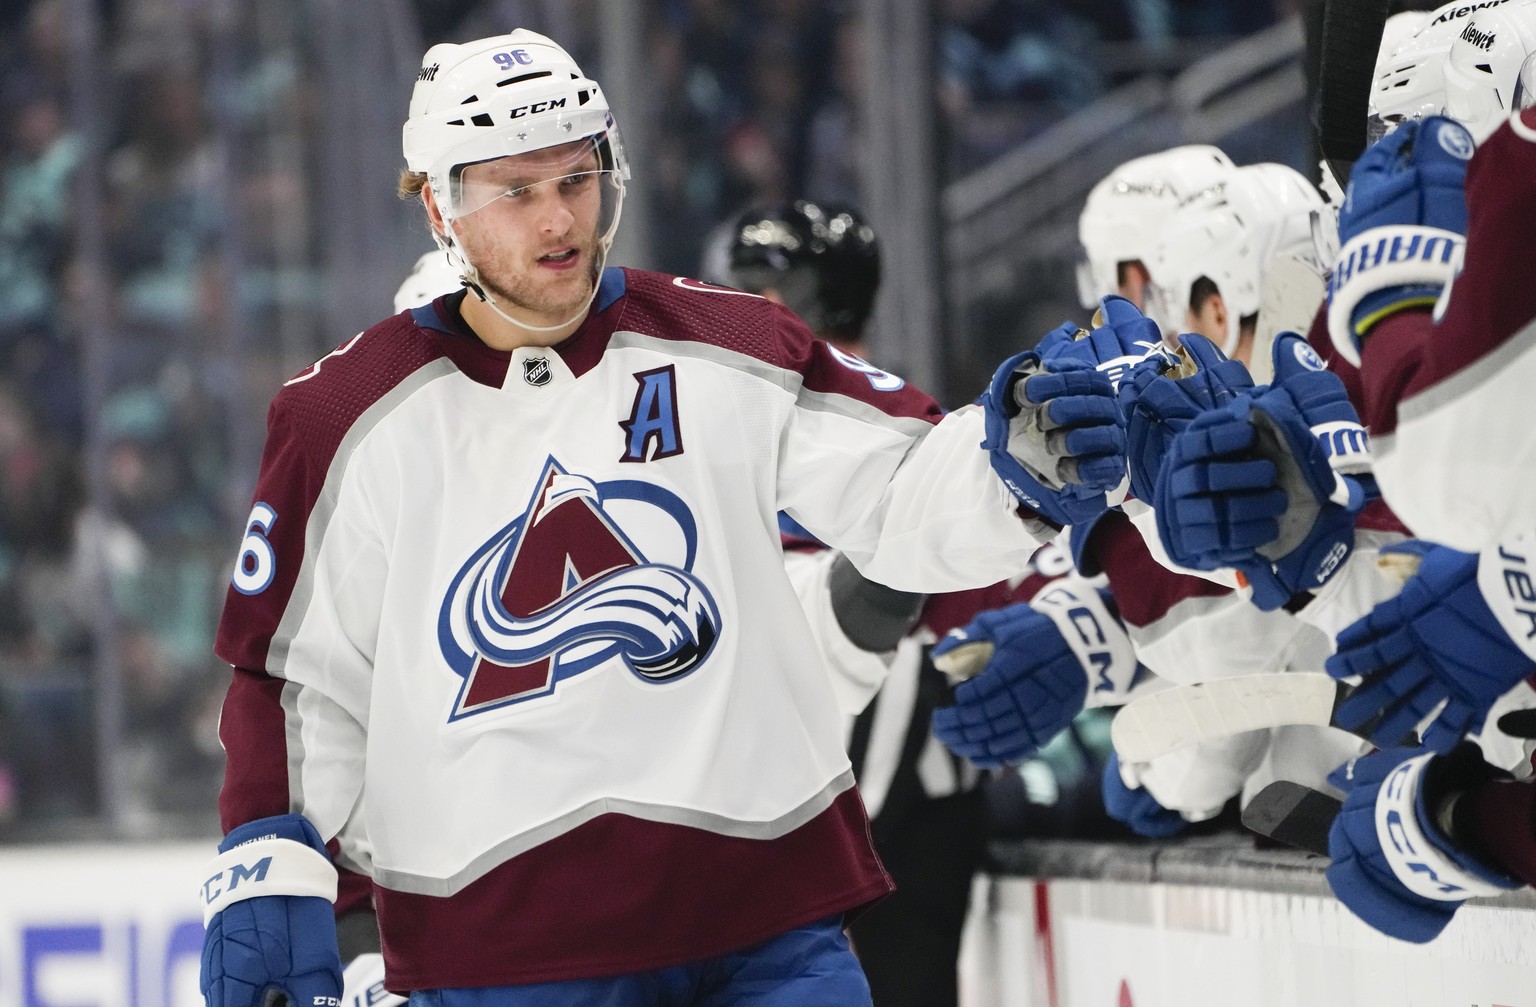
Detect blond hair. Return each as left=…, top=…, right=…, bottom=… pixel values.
left=398, top=169, right=428, bottom=200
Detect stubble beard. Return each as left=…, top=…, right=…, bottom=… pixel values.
left=475, top=235, right=601, bottom=323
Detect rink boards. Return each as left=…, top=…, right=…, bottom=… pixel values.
left=961, top=838, right=1536, bottom=1007
left=1, top=838, right=1534, bottom=1006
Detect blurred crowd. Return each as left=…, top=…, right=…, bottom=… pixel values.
left=0, top=0, right=1289, bottom=839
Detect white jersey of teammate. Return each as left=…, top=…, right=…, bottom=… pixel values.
left=216, top=266, right=1049, bottom=989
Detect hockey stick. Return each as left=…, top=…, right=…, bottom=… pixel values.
left=1241, top=779, right=1342, bottom=856
left=1316, top=0, right=1392, bottom=190
left=1109, top=672, right=1347, bottom=764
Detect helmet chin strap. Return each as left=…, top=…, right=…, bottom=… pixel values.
left=437, top=232, right=608, bottom=336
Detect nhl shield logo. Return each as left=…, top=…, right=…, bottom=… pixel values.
left=523, top=356, right=552, bottom=387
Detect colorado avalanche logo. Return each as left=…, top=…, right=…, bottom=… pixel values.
left=437, top=457, right=722, bottom=721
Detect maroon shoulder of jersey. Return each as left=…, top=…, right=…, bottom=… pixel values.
left=615, top=269, right=946, bottom=423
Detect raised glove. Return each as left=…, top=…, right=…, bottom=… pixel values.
left=1328, top=538, right=1536, bottom=752
left=1154, top=378, right=1361, bottom=610
left=1327, top=116, right=1473, bottom=366
left=200, top=814, right=343, bottom=1007
left=1326, top=744, right=1520, bottom=943
left=982, top=330, right=1126, bottom=526
left=1037, top=294, right=1167, bottom=391
left=1119, top=332, right=1254, bottom=504
left=1102, top=752, right=1189, bottom=838
left=932, top=585, right=1139, bottom=767
left=1267, top=332, right=1376, bottom=498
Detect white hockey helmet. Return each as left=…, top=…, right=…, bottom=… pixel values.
left=1367, top=7, right=1459, bottom=143
left=393, top=250, right=465, bottom=313
left=1144, top=163, right=1335, bottom=356
left=1442, top=0, right=1536, bottom=142
left=1074, top=145, right=1237, bottom=310
left=402, top=31, right=628, bottom=220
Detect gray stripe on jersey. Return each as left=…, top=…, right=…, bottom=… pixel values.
left=371, top=769, right=859, bottom=896
left=265, top=358, right=460, bottom=676
left=280, top=678, right=310, bottom=818
left=607, top=330, right=935, bottom=437
left=1381, top=315, right=1536, bottom=458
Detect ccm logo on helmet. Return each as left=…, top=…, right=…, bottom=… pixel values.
left=512, top=98, right=566, bottom=118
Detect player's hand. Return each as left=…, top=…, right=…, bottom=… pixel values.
left=1101, top=753, right=1189, bottom=838
left=1327, top=539, right=1536, bottom=752
left=1326, top=743, right=1519, bottom=943
left=982, top=336, right=1125, bottom=526
left=1119, top=332, right=1254, bottom=504
left=1267, top=332, right=1376, bottom=494
left=1327, top=115, right=1473, bottom=365
left=932, top=586, right=1139, bottom=767
left=1037, top=294, right=1167, bottom=391
left=200, top=815, right=343, bottom=1007
left=1153, top=371, right=1362, bottom=610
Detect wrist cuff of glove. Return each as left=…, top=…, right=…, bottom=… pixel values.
left=1328, top=226, right=1464, bottom=367
left=1029, top=582, right=1138, bottom=706
left=202, top=814, right=339, bottom=924
left=1375, top=753, right=1520, bottom=902
left=1476, top=533, right=1536, bottom=665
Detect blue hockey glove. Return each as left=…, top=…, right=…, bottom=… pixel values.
left=1327, top=116, right=1473, bottom=366
left=1119, top=332, right=1254, bottom=504
left=1328, top=540, right=1536, bottom=752
left=1037, top=294, right=1167, bottom=392
left=1267, top=332, right=1377, bottom=499
left=983, top=328, right=1126, bottom=527
left=1155, top=380, right=1361, bottom=610
left=1326, top=744, right=1520, bottom=943
left=200, top=814, right=343, bottom=1007
left=1102, top=753, right=1189, bottom=838
left=932, top=585, right=1140, bottom=767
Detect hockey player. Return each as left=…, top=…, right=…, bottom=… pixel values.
left=198, top=29, right=1130, bottom=1004
left=1328, top=3, right=1536, bottom=545
left=1315, top=5, right=1536, bottom=753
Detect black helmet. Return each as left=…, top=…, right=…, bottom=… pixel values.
left=727, top=200, right=880, bottom=339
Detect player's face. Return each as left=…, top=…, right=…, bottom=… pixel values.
left=1115, top=261, right=1151, bottom=312
left=449, top=141, right=606, bottom=324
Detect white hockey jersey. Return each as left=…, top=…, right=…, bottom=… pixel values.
left=213, top=267, right=1049, bottom=990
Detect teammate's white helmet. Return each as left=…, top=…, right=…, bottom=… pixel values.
left=394, top=250, right=464, bottom=313
left=1367, top=7, right=1459, bottom=143
left=1075, top=145, right=1236, bottom=310
left=1442, top=0, right=1536, bottom=142
left=1144, top=163, right=1336, bottom=356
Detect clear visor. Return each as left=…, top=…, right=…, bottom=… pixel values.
left=1365, top=112, right=1404, bottom=146
left=446, top=135, right=619, bottom=219
left=1517, top=51, right=1536, bottom=113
